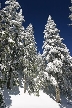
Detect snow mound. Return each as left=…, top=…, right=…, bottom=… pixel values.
left=3, top=86, right=72, bottom=108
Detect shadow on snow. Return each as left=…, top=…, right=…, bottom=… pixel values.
left=3, top=75, right=24, bottom=108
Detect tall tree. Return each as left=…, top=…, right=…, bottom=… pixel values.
left=23, top=23, right=38, bottom=95
left=42, top=15, right=72, bottom=101
left=33, top=51, right=46, bottom=96
left=0, top=0, right=25, bottom=89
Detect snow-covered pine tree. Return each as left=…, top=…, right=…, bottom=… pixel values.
left=23, top=23, right=38, bottom=95
left=0, top=9, right=7, bottom=107
left=69, top=0, right=72, bottom=25
left=42, top=15, right=72, bottom=101
left=0, top=11, right=3, bottom=86
left=63, top=54, right=72, bottom=99
left=0, top=0, right=25, bottom=89
left=17, top=26, right=26, bottom=76
left=33, top=51, right=46, bottom=96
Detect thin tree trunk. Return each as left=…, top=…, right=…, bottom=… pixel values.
left=56, top=85, right=60, bottom=103
left=55, top=73, right=60, bottom=103
left=24, top=80, right=26, bottom=93
left=7, top=66, right=12, bottom=89
left=24, top=74, right=27, bottom=93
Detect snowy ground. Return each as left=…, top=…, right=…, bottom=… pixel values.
left=3, top=85, right=72, bottom=108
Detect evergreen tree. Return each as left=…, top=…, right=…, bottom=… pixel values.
left=42, top=15, right=72, bottom=99
left=0, top=0, right=25, bottom=89
left=0, top=8, right=9, bottom=89
left=33, top=51, right=45, bottom=96
left=69, top=0, right=72, bottom=25
left=23, top=23, right=38, bottom=95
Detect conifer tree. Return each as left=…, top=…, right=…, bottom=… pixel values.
left=23, top=23, right=38, bottom=95
left=0, top=8, right=7, bottom=108
left=69, top=0, right=72, bottom=25
left=33, top=51, right=45, bottom=96
left=0, top=8, right=9, bottom=89
left=0, top=0, right=25, bottom=89
left=42, top=15, right=72, bottom=100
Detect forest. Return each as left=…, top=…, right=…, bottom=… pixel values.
left=0, top=0, right=72, bottom=107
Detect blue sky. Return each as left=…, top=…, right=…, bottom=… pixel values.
left=1, top=0, right=72, bottom=55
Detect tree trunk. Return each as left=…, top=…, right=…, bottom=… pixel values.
left=56, top=85, right=60, bottom=103
left=24, top=81, right=26, bottom=93
left=7, top=66, right=12, bottom=89
left=24, top=74, right=27, bottom=93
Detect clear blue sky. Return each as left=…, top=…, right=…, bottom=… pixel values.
left=1, top=0, right=72, bottom=55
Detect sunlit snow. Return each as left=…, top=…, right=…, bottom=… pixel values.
left=4, top=87, right=60, bottom=108
left=3, top=85, right=72, bottom=108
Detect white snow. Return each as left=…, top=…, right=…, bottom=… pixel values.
left=8, top=38, right=15, bottom=43
left=3, top=86, right=72, bottom=108
left=19, top=42, right=23, bottom=46
left=44, top=72, right=57, bottom=86
left=4, top=87, right=59, bottom=108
